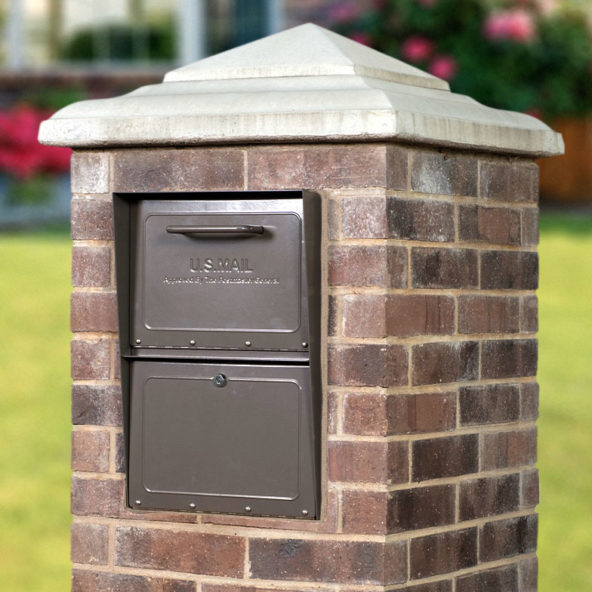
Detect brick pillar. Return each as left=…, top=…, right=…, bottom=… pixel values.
left=70, top=142, right=539, bottom=591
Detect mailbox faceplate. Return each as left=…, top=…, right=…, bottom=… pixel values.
left=129, top=361, right=319, bottom=518
left=131, top=198, right=309, bottom=351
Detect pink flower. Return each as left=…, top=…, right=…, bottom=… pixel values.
left=350, top=32, right=372, bottom=46
left=484, top=9, right=536, bottom=43
left=401, top=36, right=435, bottom=63
left=428, top=55, right=458, bottom=80
left=328, top=2, right=359, bottom=23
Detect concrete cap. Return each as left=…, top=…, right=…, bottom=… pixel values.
left=39, top=23, right=563, bottom=156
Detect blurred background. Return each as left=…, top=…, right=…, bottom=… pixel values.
left=0, top=1, right=590, bottom=591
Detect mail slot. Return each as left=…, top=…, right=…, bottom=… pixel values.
left=114, top=191, right=321, bottom=519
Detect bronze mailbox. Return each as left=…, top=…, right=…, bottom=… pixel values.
left=114, top=191, right=321, bottom=519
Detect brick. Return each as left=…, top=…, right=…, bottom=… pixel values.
left=481, top=428, right=537, bottom=470
left=71, top=429, right=110, bottom=472
left=392, top=393, right=457, bottom=434
left=116, top=526, right=245, bottom=577
left=459, top=384, right=520, bottom=426
left=113, top=148, right=244, bottom=192
left=386, top=145, right=409, bottom=190
left=342, top=195, right=388, bottom=238
left=387, top=295, right=455, bottom=338
left=72, top=245, right=111, bottom=288
left=522, top=208, right=539, bottom=246
left=481, top=339, right=537, bottom=379
left=521, top=469, right=539, bottom=508
left=71, top=339, right=111, bottom=380
left=520, top=383, right=539, bottom=421
left=72, top=384, right=122, bottom=426
left=410, top=528, right=478, bottom=579
left=71, top=475, right=123, bottom=517
left=342, top=294, right=455, bottom=339
left=412, top=341, right=479, bottom=386
left=521, top=295, right=538, bottom=333
left=387, top=198, right=455, bottom=242
left=389, top=485, right=455, bottom=533
left=71, top=291, right=118, bottom=332
left=411, top=150, right=478, bottom=197
left=520, top=556, right=538, bottom=592
left=72, top=569, right=195, bottom=592
left=115, top=431, right=126, bottom=473
left=247, top=144, right=391, bottom=190
left=328, top=440, right=408, bottom=484
left=480, top=515, right=538, bottom=561
left=249, top=538, right=407, bottom=585
left=343, top=392, right=456, bottom=436
left=412, top=248, right=478, bottom=289
left=328, top=295, right=338, bottom=337
left=328, top=344, right=408, bottom=387
left=328, top=245, right=408, bottom=288
left=400, top=582, right=452, bottom=592
left=342, top=393, right=389, bottom=436
left=71, top=198, right=114, bottom=240
left=327, top=390, right=339, bottom=435
left=458, top=295, right=519, bottom=334
left=459, top=474, right=519, bottom=521
left=480, top=251, right=538, bottom=290
left=480, top=160, right=539, bottom=203
left=459, top=205, right=521, bottom=245
left=341, top=294, right=386, bottom=338
left=412, top=435, right=478, bottom=481
left=327, top=195, right=340, bottom=240
left=341, top=490, right=388, bottom=534
left=456, top=565, right=518, bottom=592
left=71, top=151, right=109, bottom=194
left=71, top=522, right=109, bottom=565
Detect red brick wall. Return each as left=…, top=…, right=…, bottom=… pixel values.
left=70, top=143, right=539, bottom=591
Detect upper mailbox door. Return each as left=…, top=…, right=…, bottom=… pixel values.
left=131, top=197, right=307, bottom=350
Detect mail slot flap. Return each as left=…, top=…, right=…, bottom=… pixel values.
left=131, top=197, right=309, bottom=350
left=128, top=361, right=318, bottom=518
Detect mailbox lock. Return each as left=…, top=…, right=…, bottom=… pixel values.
left=213, top=373, right=227, bottom=388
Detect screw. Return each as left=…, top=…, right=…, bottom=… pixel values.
left=245, top=341, right=252, bottom=347
left=302, top=342, right=309, bottom=348
left=189, top=502, right=196, bottom=509
left=135, top=499, right=142, bottom=506
left=135, top=339, right=141, bottom=345
left=213, top=373, right=227, bottom=387
left=189, top=339, right=196, bottom=346
left=301, top=509, right=309, bottom=516
left=245, top=506, right=252, bottom=512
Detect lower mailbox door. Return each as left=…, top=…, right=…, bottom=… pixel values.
left=128, top=361, right=318, bottom=518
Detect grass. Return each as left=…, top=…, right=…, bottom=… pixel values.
left=538, top=212, right=592, bottom=591
left=0, top=228, right=71, bottom=592
left=0, top=213, right=590, bottom=591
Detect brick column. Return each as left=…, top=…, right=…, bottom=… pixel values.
left=70, top=142, right=539, bottom=591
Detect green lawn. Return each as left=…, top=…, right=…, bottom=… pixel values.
left=0, top=228, right=71, bottom=592
left=0, top=214, right=590, bottom=590
left=538, top=212, right=592, bottom=591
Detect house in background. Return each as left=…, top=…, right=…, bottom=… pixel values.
left=1, top=0, right=375, bottom=70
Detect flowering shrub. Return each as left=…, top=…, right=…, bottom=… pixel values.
left=0, top=105, right=71, bottom=180
left=329, top=0, right=592, bottom=118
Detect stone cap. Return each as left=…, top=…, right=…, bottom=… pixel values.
left=39, top=23, right=563, bottom=157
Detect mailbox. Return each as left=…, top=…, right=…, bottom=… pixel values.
left=114, top=191, right=321, bottom=519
